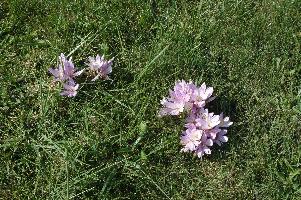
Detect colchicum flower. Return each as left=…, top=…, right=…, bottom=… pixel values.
left=49, top=53, right=84, bottom=82
left=190, top=83, right=213, bottom=107
left=48, top=60, right=64, bottom=82
left=60, top=80, right=79, bottom=97
left=158, top=80, right=196, bottom=116
left=49, top=53, right=84, bottom=97
left=194, top=108, right=220, bottom=130
left=87, top=54, right=113, bottom=81
left=159, top=80, right=233, bottom=159
left=180, top=128, right=203, bottom=152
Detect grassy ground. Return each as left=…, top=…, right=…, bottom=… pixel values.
left=0, top=0, right=301, bottom=199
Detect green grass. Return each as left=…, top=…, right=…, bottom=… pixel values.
left=0, top=0, right=301, bottom=199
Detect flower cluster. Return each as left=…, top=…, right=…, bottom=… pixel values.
left=159, top=80, right=232, bottom=159
left=49, top=53, right=113, bottom=97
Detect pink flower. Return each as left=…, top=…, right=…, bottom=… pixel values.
left=170, top=80, right=196, bottom=103
left=205, top=127, right=221, bottom=140
left=218, top=113, right=233, bottom=128
left=159, top=80, right=196, bottom=116
left=48, top=59, right=64, bottom=82
left=49, top=53, right=84, bottom=97
left=195, top=108, right=220, bottom=130
left=193, top=132, right=214, bottom=158
left=158, top=80, right=233, bottom=159
left=195, top=145, right=212, bottom=158
left=60, top=80, right=79, bottom=97
left=190, top=83, right=213, bottom=108
left=62, top=56, right=84, bottom=80
left=184, top=111, right=197, bottom=129
left=49, top=53, right=84, bottom=82
left=87, top=54, right=113, bottom=81
left=214, top=129, right=228, bottom=146
left=180, top=128, right=203, bottom=152
left=158, top=98, right=186, bottom=116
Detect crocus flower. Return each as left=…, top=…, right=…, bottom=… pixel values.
left=49, top=53, right=85, bottom=97
left=49, top=60, right=64, bottom=82
left=195, top=108, right=220, bottom=130
left=192, top=132, right=213, bottom=158
left=158, top=98, right=186, bottom=116
left=49, top=53, right=84, bottom=82
left=170, top=80, right=196, bottom=103
left=87, top=54, right=113, bottom=81
left=205, top=127, right=221, bottom=140
left=59, top=53, right=84, bottom=80
left=185, top=111, right=197, bottom=129
left=218, top=113, right=233, bottom=128
left=62, top=55, right=85, bottom=80
left=159, top=80, right=196, bottom=116
left=159, top=80, right=233, bottom=159
left=60, top=80, right=79, bottom=97
left=214, top=129, right=228, bottom=146
left=195, top=145, right=212, bottom=158
left=180, top=128, right=203, bottom=152
left=190, top=83, right=213, bottom=108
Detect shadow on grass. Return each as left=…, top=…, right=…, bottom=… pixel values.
left=207, top=95, right=244, bottom=162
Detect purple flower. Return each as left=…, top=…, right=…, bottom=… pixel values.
left=49, top=53, right=84, bottom=97
left=180, top=128, right=203, bottom=152
left=159, top=80, right=196, bottom=116
left=195, top=108, right=220, bottom=130
left=193, top=132, right=214, bottom=158
left=170, top=80, right=196, bottom=103
left=195, top=145, right=212, bottom=158
left=49, top=53, right=84, bottom=82
left=158, top=98, right=186, bottom=116
left=205, top=127, right=221, bottom=140
left=62, top=56, right=85, bottom=80
left=158, top=80, right=233, bottom=159
left=87, top=54, right=113, bottom=81
left=218, top=113, right=233, bottom=128
left=214, top=129, right=228, bottom=146
left=60, top=80, right=79, bottom=97
left=49, top=59, right=64, bottom=82
left=190, top=83, right=213, bottom=108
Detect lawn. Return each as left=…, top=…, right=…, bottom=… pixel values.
left=0, top=0, right=301, bottom=199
